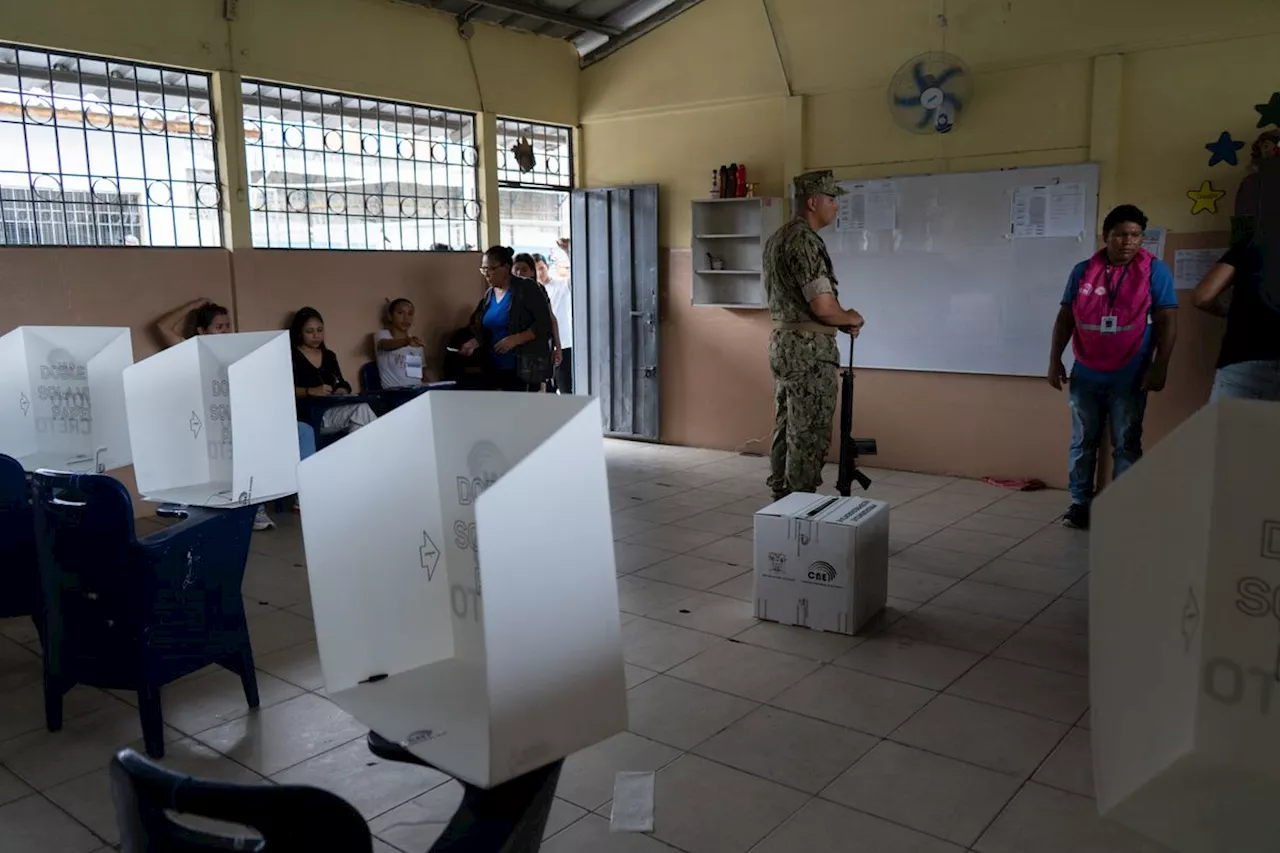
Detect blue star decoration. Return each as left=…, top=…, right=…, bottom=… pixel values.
left=1205, top=131, right=1245, bottom=167
left=1255, top=92, right=1280, bottom=129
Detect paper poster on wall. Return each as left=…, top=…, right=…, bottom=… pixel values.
left=1142, top=226, right=1168, bottom=261
left=1173, top=248, right=1225, bottom=290
left=836, top=181, right=896, bottom=233
left=1012, top=183, right=1087, bottom=238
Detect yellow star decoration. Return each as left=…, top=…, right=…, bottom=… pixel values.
left=1187, top=180, right=1225, bottom=215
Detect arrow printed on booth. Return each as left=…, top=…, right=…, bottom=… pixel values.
left=18, top=392, right=28, bottom=416
left=189, top=410, right=202, bottom=439
left=420, top=531, right=440, bottom=581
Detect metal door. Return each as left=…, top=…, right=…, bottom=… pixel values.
left=570, top=184, right=659, bottom=439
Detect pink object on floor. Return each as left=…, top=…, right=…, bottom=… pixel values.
left=981, top=477, right=1046, bottom=491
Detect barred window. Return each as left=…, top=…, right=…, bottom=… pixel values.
left=241, top=81, right=480, bottom=251
left=0, top=43, right=222, bottom=248
left=496, top=118, right=572, bottom=267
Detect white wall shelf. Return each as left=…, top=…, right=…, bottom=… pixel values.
left=691, top=197, right=783, bottom=309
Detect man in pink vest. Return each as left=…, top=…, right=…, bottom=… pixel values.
left=1047, top=204, right=1178, bottom=530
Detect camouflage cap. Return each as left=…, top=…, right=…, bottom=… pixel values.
left=793, top=169, right=846, bottom=197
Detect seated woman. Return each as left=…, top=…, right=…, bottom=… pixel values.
left=374, top=298, right=427, bottom=388
left=154, top=297, right=297, bottom=530
left=291, top=307, right=377, bottom=434
left=460, top=246, right=553, bottom=392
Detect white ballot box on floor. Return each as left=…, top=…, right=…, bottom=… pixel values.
left=754, top=493, right=889, bottom=636
left=123, top=331, right=299, bottom=507
left=0, top=326, right=133, bottom=472
left=1091, top=399, right=1280, bottom=853
left=297, top=391, right=627, bottom=789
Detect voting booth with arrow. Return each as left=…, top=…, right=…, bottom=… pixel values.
left=0, top=326, right=133, bottom=473
left=1091, top=399, right=1280, bottom=853
left=298, top=390, right=626, bottom=789
left=123, top=331, right=299, bottom=507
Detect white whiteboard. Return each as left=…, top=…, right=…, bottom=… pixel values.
left=822, top=163, right=1099, bottom=376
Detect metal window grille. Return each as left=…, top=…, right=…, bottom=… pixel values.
left=241, top=80, right=480, bottom=251
left=0, top=43, right=222, bottom=248
left=495, top=117, right=572, bottom=190
left=496, top=117, right=572, bottom=258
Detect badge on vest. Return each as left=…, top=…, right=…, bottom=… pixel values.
left=1100, top=315, right=1119, bottom=334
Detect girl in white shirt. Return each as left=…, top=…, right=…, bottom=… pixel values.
left=374, top=298, right=427, bottom=388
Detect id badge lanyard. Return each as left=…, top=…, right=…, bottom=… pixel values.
left=1100, top=262, right=1128, bottom=334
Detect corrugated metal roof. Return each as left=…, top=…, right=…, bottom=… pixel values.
left=403, top=0, right=702, bottom=63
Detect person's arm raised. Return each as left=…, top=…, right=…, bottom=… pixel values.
left=155, top=297, right=210, bottom=348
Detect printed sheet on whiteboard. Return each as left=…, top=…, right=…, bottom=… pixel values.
left=1011, top=182, right=1086, bottom=239
left=836, top=181, right=897, bottom=233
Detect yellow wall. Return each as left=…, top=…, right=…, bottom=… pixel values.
left=583, top=0, right=1280, bottom=239
left=0, top=0, right=580, bottom=124
left=581, top=0, right=1280, bottom=483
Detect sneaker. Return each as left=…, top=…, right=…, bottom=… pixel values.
left=253, top=506, right=276, bottom=531
left=1062, top=503, right=1090, bottom=530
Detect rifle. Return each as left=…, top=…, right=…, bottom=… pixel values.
left=836, top=338, right=878, bottom=496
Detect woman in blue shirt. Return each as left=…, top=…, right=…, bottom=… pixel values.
left=460, top=246, right=553, bottom=391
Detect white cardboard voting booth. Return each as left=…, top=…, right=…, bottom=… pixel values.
left=0, top=326, right=133, bottom=472
left=123, top=331, right=299, bottom=507
left=754, top=493, right=889, bottom=635
left=297, top=390, right=627, bottom=788
left=1091, top=399, right=1280, bottom=853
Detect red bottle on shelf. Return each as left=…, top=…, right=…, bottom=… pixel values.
left=736, top=164, right=747, bottom=198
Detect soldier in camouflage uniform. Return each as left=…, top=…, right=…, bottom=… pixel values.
left=765, top=170, right=866, bottom=499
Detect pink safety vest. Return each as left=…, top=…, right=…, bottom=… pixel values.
left=1071, top=249, right=1153, bottom=372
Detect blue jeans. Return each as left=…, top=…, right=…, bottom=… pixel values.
left=298, top=422, right=317, bottom=461
left=1210, top=360, right=1280, bottom=402
left=1068, top=374, right=1148, bottom=506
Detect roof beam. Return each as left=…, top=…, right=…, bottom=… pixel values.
left=581, top=0, right=703, bottom=66
left=462, top=0, right=622, bottom=36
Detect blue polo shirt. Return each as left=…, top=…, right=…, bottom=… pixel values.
left=482, top=289, right=515, bottom=371
left=1061, top=258, right=1177, bottom=385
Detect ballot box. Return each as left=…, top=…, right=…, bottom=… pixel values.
left=1091, top=398, right=1280, bottom=853
left=123, top=331, right=299, bottom=507
left=754, top=493, right=890, bottom=635
left=298, top=390, right=627, bottom=788
left=0, top=325, right=133, bottom=472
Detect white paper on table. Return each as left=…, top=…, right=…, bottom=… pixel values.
left=1046, top=182, right=1086, bottom=238
left=1143, top=226, right=1168, bottom=261
left=1174, top=248, right=1226, bottom=290
left=1010, top=185, right=1049, bottom=238
left=0, top=326, right=134, bottom=473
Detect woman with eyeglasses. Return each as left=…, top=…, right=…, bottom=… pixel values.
left=460, top=246, right=553, bottom=391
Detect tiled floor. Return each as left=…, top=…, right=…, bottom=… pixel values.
left=0, top=441, right=1167, bottom=853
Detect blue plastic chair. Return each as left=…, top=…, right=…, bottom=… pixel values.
left=31, top=472, right=259, bottom=758
left=0, top=455, right=39, bottom=626
left=111, top=748, right=372, bottom=853
left=359, top=361, right=381, bottom=393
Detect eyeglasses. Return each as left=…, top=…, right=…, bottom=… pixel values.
left=479, top=266, right=504, bottom=274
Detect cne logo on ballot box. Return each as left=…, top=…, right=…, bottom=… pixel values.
left=1091, top=399, right=1280, bottom=853
left=0, top=326, right=133, bottom=473
left=298, top=390, right=627, bottom=789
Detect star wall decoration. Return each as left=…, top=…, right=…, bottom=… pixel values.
left=1255, top=92, right=1280, bottom=129
left=1205, top=131, right=1245, bottom=167
left=1187, top=180, right=1225, bottom=215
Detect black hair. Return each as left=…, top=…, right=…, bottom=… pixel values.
left=191, top=302, right=230, bottom=334
left=512, top=252, right=537, bottom=272
left=1102, top=204, right=1148, bottom=235
left=385, top=297, right=414, bottom=325
left=289, top=306, right=326, bottom=349
left=531, top=253, right=548, bottom=265
left=483, top=245, right=514, bottom=267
